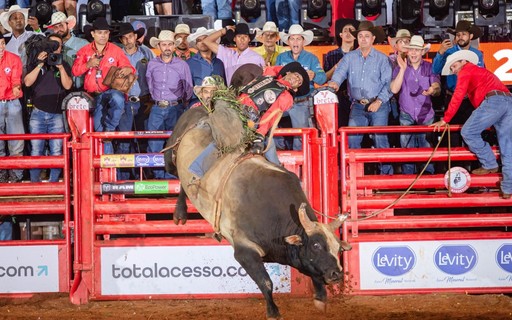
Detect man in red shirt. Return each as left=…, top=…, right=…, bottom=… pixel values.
left=72, top=17, right=135, bottom=154
left=432, top=50, right=512, bottom=199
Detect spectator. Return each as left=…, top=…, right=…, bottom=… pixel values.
left=146, top=30, right=193, bottom=179
left=0, top=33, right=24, bottom=184
left=0, top=5, right=42, bottom=57
left=72, top=17, right=135, bottom=154
left=253, top=21, right=288, bottom=66
left=186, top=27, right=226, bottom=104
left=390, top=35, right=440, bottom=175
left=191, top=76, right=221, bottom=109
left=52, top=0, right=78, bottom=19
left=173, top=23, right=195, bottom=60
left=328, top=21, right=393, bottom=175
left=388, top=29, right=411, bottom=69
left=201, top=0, right=232, bottom=20
left=24, top=34, right=72, bottom=183
left=324, top=18, right=359, bottom=127
left=276, top=24, right=326, bottom=150
left=266, top=0, right=300, bottom=31
left=0, top=0, right=30, bottom=9
left=46, top=11, right=88, bottom=89
left=432, top=50, right=512, bottom=199
left=154, top=0, right=173, bottom=15
left=202, top=23, right=265, bottom=85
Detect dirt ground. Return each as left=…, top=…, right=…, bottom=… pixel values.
left=0, top=292, right=511, bottom=320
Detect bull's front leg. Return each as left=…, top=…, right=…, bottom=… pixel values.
left=233, top=245, right=281, bottom=320
left=311, top=276, right=328, bottom=312
left=174, top=185, right=188, bottom=225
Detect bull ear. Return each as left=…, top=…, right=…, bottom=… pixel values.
left=285, top=235, right=303, bottom=246
left=328, top=213, right=348, bottom=233
left=298, top=202, right=315, bottom=235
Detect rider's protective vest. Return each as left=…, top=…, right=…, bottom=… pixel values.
left=240, top=76, right=287, bottom=113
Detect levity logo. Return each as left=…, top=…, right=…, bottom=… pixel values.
left=111, top=263, right=248, bottom=279
left=372, top=246, right=416, bottom=276
left=434, top=245, right=477, bottom=275
left=0, top=265, right=49, bottom=277
left=496, top=244, right=512, bottom=273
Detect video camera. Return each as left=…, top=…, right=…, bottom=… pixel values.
left=47, top=53, right=63, bottom=66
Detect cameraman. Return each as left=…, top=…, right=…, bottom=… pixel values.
left=24, top=33, right=72, bottom=183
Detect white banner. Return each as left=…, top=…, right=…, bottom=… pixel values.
left=359, top=240, right=512, bottom=290
left=101, top=246, right=291, bottom=295
left=0, top=246, right=59, bottom=293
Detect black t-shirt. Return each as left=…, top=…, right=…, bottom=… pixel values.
left=31, top=61, right=72, bottom=114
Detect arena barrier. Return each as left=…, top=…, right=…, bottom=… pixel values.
left=338, top=125, right=512, bottom=295
left=0, top=133, right=72, bottom=296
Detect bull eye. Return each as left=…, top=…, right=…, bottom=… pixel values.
left=313, top=242, right=322, bottom=250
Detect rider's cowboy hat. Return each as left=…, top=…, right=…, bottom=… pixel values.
left=278, top=61, right=310, bottom=96
left=441, top=50, right=479, bottom=75
left=280, top=24, right=314, bottom=46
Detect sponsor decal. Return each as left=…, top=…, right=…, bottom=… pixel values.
left=100, top=155, right=135, bottom=168
left=372, top=246, right=416, bottom=276
left=66, top=97, right=90, bottom=110
left=496, top=244, right=512, bottom=273
left=101, top=183, right=135, bottom=194
left=444, top=166, right=471, bottom=193
left=313, top=89, right=338, bottom=105
left=434, top=245, right=477, bottom=275
left=135, top=154, right=150, bottom=166
left=134, top=181, right=169, bottom=194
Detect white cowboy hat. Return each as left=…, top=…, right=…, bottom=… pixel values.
left=280, top=24, right=314, bottom=46
left=193, top=76, right=218, bottom=96
left=441, top=50, right=479, bottom=75
left=254, top=21, right=279, bottom=43
left=46, top=11, right=76, bottom=30
left=150, top=30, right=176, bottom=48
left=0, top=5, right=29, bottom=33
left=389, top=29, right=411, bottom=47
left=174, top=23, right=190, bottom=35
left=403, top=35, right=427, bottom=50
left=187, top=27, right=215, bottom=47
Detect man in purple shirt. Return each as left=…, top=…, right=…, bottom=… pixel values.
left=202, top=23, right=265, bottom=85
left=390, top=35, right=441, bottom=175
left=146, top=30, right=193, bottom=179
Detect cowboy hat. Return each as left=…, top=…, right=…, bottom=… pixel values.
left=389, top=29, right=411, bottom=47
left=83, top=17, right=111, bottom=38
left=46, top=11, right=76, bottom=30
left=0, top=5, right=28, bottom=33
left=193, top=76, right=219, bottom=97
left=350, top=21, right=386, bottom=44
left=150, top=30, right=176, bottom=48
left=280, top=24, right=314, bottom=46
left=403, top=35, right=428, bottom=51
left=278, top=61, right=310, bottom=96
left=447, top=20, right=482, bottom=40
left=230, top=63, right=263, bottom=88
left=254, top=21, right=279, bottom=43
left=441, top=50, right=479, bottom=75
left=334, top=18, right=359, bottom=46
left=174, top=23, right=191, bottom=35
left=115, top=22, right=145, bottom=40
left=226, top=23, right=256, bottom=43
left=187, top=27, right=216, bottom=47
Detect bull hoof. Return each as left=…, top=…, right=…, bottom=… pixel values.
left=313, top=299, right=326, bottom=312
left=174, top=209, right=188, bottom=225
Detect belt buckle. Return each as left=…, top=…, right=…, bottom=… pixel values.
left=129, top=96, right=140, bottom=103
left=158, top=100, right=170, bottom=108
left=360, top=98, right=369, bottom=105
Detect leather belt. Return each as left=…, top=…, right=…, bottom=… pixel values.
left=128, top=96, right=140, bottom=103
left=0, top=99, right=12, bottom=103
left=157, top=99, right=183, bottom=108
left=485, top=90, right=512, bottom=99
left=353, top=97, right=377, bottom=106
left=294, top=96, right=309, bottom=103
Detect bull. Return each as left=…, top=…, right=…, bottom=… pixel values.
left=163, top=101, right=350, bottom=319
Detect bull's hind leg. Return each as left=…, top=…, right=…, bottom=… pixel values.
left=174, top=185, right=188, bottom=225
left=233, top=245, right=281, bottom=320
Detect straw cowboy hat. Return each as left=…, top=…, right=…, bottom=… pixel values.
left=404, top=35, right=428, bottom=51
left=280, top=24, right=314, bottom=46
left=441, top=50, right=479, bottom=75
left=187, top=27, right=216, bottom=47
left=174, top=23, right=190, bottom=35
left=193, top=76, right=219, bottom=97
left=350, top=21, right=386, bottom=44
left=0, top=5, right=29, bottom=33
left=254, top=21, right=279, bottom=42
left=115, top=22, right=145, bottom=40
left=447, top=20, right=482, bottom=40
left=46, top=11, right=76, bottom=29
left=389, top=29, right=411, bottom=47
left=334, top=18, right=359, bottom=46
left=150, top=30, right=176, bottom=48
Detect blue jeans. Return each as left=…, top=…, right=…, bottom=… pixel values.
left=0, top=221, right=12, bottom=240
left=147, top=103, right=184, bottom=179
left=29, top=108, right=65, bottom=182
left=117, top=101, right=140, bottom=180
left=275, top=0, right=300, bottom=31
left=93, top=90, right=126, bottom=154
left=0, top=99, right=24, bottom=180
left=348, top=101, right=393, bottom=175
left=461, top=95, right=512, bottom=194
left=201, top=0, right=232, bottom=20
left=265, top=0, right=277, bottom=25
left=0, top=0, right=30, bottom=8
left=288, top=99, right=310, bottom=151
left=400, top=112, right=435, bottom=175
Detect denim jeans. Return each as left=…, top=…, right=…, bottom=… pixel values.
left=400, top=112, right=435, bottom=175
left=116, top=101, right=140, bottom=180
left=93, top=89, right=127, bottom=133
left=265, top=0, right=277, bottom=26
left=201, top=0, right=232, bottom=20
left=288, top=99, right=310, bottom=151
left=348, top=101, right=393, bottom=175
left=274, top=0, right=300, bottom=31
left=147, top=103, right=184, bottom=179
left=0, top=0, right=30, bottom=8
left=461, top=95, right=512, bottom=194
left=0, top=99, right=24, bottom=180
left=29, top=108, right=65, bottom=182
left=0, top=221, right=12, bottom=240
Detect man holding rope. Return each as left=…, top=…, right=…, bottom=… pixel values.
left=431, top=50, right=512, bottom=199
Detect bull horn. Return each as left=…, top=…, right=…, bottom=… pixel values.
left=328, top=213, right=348, bottom=233
left=298, top=203, right=316, bottom=235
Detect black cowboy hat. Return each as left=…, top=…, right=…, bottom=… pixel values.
left=335, top=18, right=359, bottom=47
left=447, top=20, right=482, bottom=40
left=226, top=23, right=256, bottom=43
left=83, top=17, right=111, bottom=42
left=350, top=20, right=386, bottom=44
left=278, top=61, right=310, bottom=97
left=115, top=22, right=145, bottom=40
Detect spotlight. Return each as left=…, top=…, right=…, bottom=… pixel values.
left=300, top=0, right=332, bottom=44
left=423, top=0, right=455, bottom=26
left=78, top=0, right=112, bottom=33
left=306, top=0, right=328, bottom=18
left=473, top=0, right=506, bottom=26
left=30, top=0, right=53, bottom=27
left=234, top=0, right=266, bottom=29
left=393, top=0, right=422, bottom=30
left=355, top=0, right=387, bottom=26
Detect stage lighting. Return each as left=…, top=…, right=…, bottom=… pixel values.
left=234, top=0, right=266, bottom=29
left=393, top=0, right=422, bottom=30
left=30, top=0, right=53, bottom=27
left=473, top=0, right=506, bottom=26
left=78, top=0, right=112, bottom=33
left=355, top=0, right=387, bottom=26
left=306, top=0, right=327, bottom=18
left=300, top=0, right=332, bottom=44
left=423, top=0, right=455, bottom=26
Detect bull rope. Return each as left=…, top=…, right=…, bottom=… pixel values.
left=258, top=109, right=283, bottom=154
